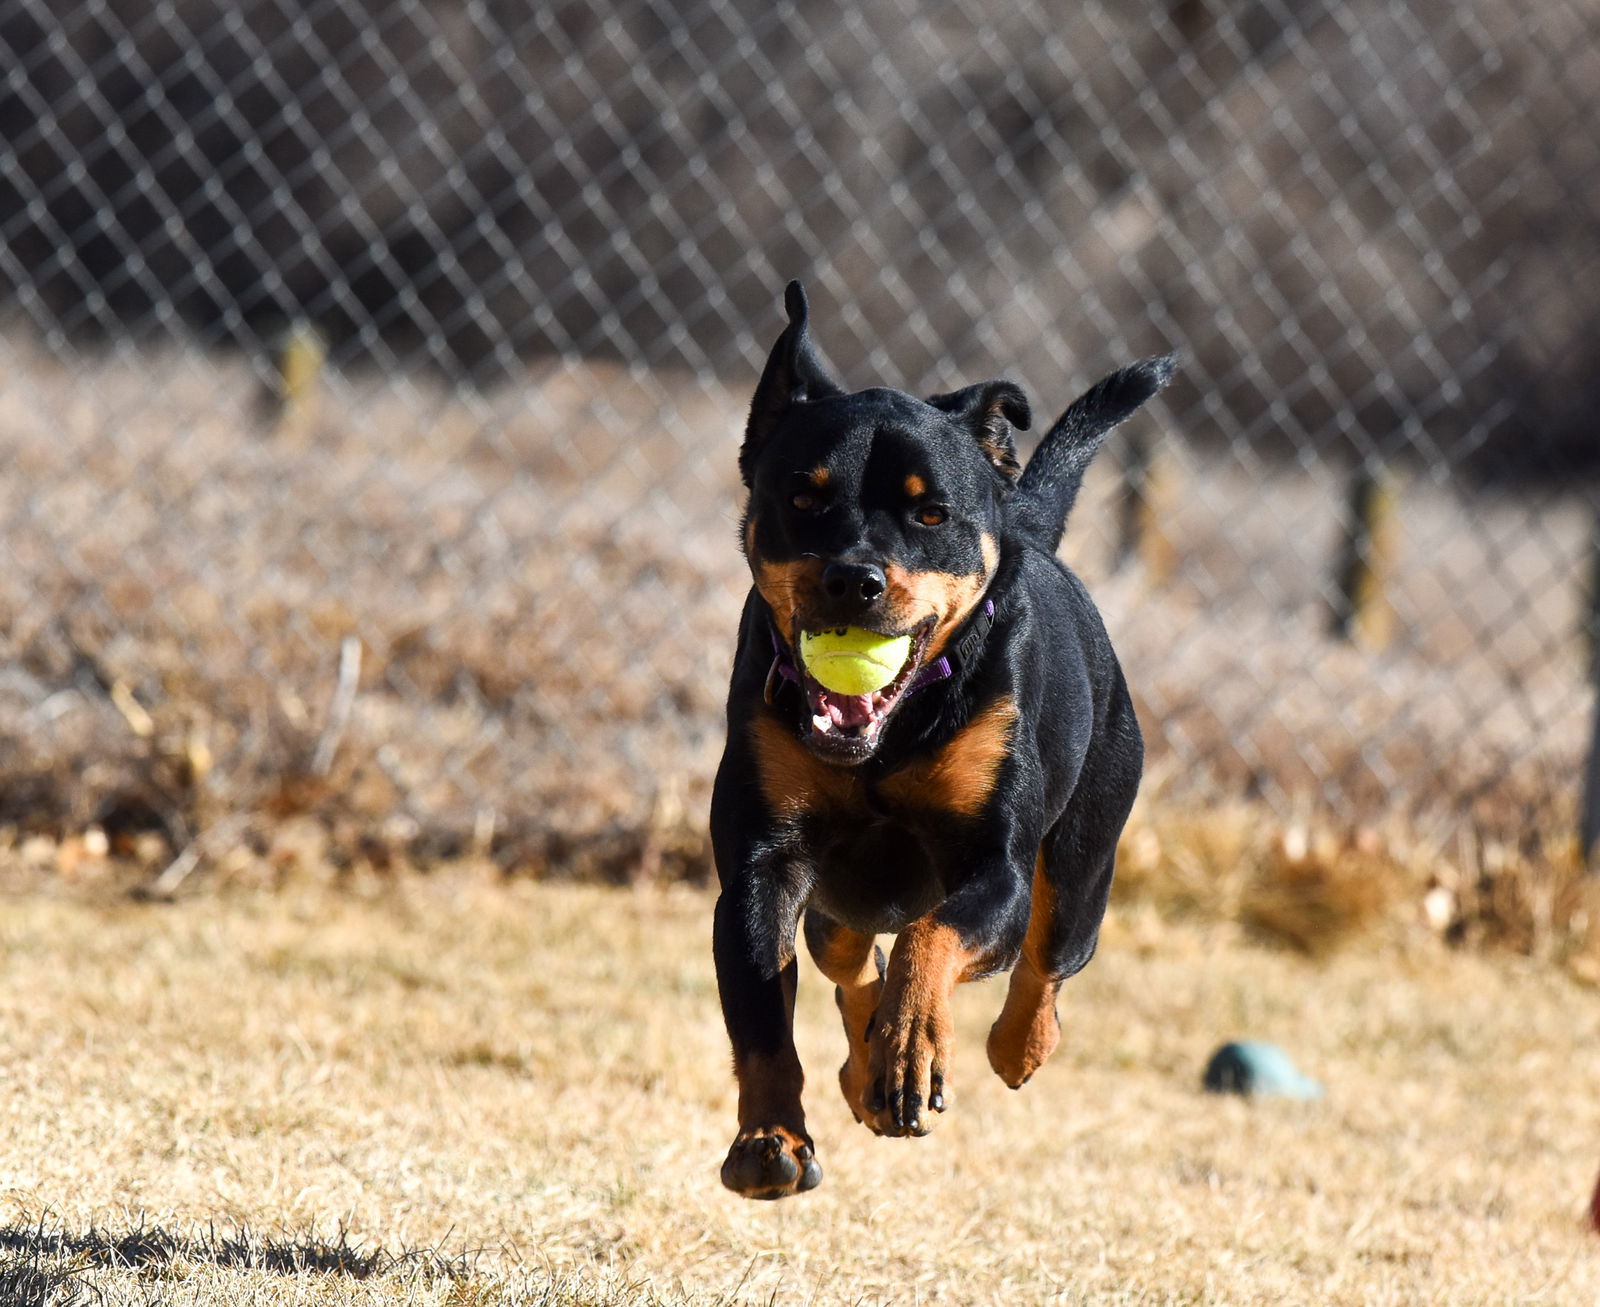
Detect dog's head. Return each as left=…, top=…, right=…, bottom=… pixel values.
left=739, top=281, right=1031, bottom=765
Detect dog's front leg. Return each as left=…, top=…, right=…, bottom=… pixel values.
left=864, top=856, right=1031, bottom=1138
left=712, top=870, right=821, bottom=1199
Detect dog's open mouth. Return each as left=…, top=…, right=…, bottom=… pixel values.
left=798, top=620, right=934, bottom=761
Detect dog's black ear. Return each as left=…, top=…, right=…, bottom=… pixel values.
left=926, top=380, right=1033, bottom=482
left=741, top=280, right=845, bottom=487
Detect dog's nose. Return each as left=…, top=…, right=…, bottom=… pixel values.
left=821, top=561, right=887, bottom=604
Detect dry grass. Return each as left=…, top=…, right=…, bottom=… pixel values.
left=2, top=873, right=1598, bottom=1305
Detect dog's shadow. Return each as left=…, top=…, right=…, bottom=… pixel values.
left=0, top=1218, right=466, bottom=1304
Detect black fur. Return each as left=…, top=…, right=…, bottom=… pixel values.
left=710, top=280, right=1173, bottom=1198
left=1015, top=354, right=1177, bottom=551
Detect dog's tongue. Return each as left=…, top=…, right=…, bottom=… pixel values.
left=822, top=690, right=876, bottom=728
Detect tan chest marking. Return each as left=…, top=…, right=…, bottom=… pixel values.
left=879, top=695, right=1017, bottom=818
left=750, top=713, right=863, bottom=821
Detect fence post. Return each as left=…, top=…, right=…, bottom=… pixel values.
left=260, top=318, right=325, bottom=437
left=1115, top=429, right=1176, bottom=586
left=1580, top=507, right=1600, bottom=867
left=1329, top=459, right=1399, bottom=650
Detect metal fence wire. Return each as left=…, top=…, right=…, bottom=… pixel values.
left=2, top=0, right=1598, bottom=880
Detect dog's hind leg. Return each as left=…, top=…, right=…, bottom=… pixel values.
left=986, top=849, right=1068, bottom=1088
left=803, top=908, right=885, bottom=1125
left=987, top=681, right=1142, bottom=1088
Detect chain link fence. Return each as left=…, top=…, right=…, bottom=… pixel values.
left=2, top=0, right=1597, bottom=882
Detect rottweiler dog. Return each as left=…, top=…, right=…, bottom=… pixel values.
left=711, top=281, right=1172, bottom=1200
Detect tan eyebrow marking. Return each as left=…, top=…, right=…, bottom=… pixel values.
left=905, top=474, right=926, bottom=498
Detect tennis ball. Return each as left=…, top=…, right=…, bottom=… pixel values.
left=799, top=627, right=912, bottom=696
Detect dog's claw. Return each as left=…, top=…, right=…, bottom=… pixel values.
left=898, top=1092, right=930, bottom=1136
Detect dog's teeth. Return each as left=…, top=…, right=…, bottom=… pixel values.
left=812, top=713, right=832, bottom=733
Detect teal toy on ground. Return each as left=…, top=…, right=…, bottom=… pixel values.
left=1202, top=1041, right=1324, bottom=1100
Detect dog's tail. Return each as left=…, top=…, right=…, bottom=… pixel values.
left=1014, top=354, right=1176, bottom=553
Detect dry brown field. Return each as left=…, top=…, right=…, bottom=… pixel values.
left=2, top=871, right=1598, bottom=1306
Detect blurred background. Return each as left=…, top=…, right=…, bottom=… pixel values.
left=2, top=0, right=1597, bottom=890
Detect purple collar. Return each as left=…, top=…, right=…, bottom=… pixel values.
left=764, top=598, right=997, bottom=705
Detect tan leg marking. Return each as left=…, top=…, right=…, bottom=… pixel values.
left=987, top=853, right=1063, bottom=1088
left=808, top=924, right=882, bottom=1123
left=864, top=919, right=984, bottom=1137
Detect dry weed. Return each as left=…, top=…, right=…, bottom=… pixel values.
left=1114, top=790, right=1600, bottom=979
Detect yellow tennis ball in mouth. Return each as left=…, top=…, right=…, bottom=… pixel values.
left=798, top=627, right=913, bottom=696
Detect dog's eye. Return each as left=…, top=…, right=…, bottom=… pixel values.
left=915, top=505, right=949, bottom=527
left=790, top=491, right=821, bottom=512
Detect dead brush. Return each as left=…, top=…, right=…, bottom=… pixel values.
left=1115, top=782, right=1600, bottom=977
left=1, top=342, right=1596, bottom=940
left=1113, top=799, right=1410, bottom=955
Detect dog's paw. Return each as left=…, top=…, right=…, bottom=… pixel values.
left=833, top=973, right=882, bottom=1126
left=838, top=1050, right=873, bottom=1124
left=720, top=1126, right=822, bottom=1200
left=862, top=1008, right=952, bottom=1138
left=987, top=969, right=1062, bottom=1089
